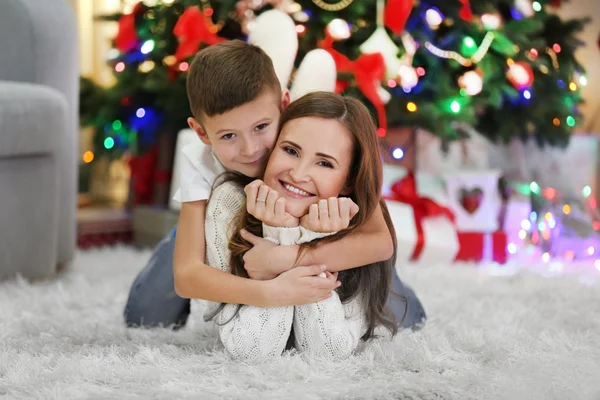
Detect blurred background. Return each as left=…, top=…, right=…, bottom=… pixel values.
left=45, top=0, right=600, bottom=267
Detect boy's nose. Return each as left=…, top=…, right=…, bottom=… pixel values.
left=240, top=138, right=260, bottom=157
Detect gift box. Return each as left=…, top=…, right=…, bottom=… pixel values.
left=132, top=206, right=179, bottom=248
left=386, top=171, right=459, bottom=266
left=455, top=231, right=508, bottom=264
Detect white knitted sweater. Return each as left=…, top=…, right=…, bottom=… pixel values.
left=202, top=181, right=367, bottom=360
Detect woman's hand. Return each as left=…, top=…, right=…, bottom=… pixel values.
left=245, top=180, right=299, bottom=228
left=301, top=197, right=359, bottom=233
left=264, top=264, right=341, bottom=307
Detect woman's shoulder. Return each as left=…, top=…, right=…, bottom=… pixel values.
left=208, top=180, right=246, bottom=212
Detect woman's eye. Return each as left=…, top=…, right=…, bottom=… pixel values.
left=221, top=133, right=235, bottom=140
left=255, top=123, right=268, bottom=131
left=318, top=161, right=333, bottom=168
left=284, top=147, right=298, bottom=156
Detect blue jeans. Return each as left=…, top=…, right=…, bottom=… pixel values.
left=124, top=228, right=426, bottom=330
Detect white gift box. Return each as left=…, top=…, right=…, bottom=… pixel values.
left=383, top=164, right=459, bottom=266
left=444, top=170, right=502, bottom=232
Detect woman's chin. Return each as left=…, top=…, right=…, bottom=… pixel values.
left=285, top=203, right=311, bottom=219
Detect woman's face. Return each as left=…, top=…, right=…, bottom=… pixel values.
left=263, top=116, right=354, bottom=218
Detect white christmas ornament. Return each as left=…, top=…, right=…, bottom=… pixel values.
left=359, top=27, right=400, bottom=79
left=249, top=10, right=298, bottom=89
left=514, top=0, right=534, bottom=17
left=425, top=8, right=443, bottom=28
left=290, top=49, right=336, bottom=101
left=481, top=13, right=501, bottom=30
left=458, top=70, right=483, bottom=95
left=327, top=18, right=351, bottom=40
left=397, top=64, right=419, bottom=90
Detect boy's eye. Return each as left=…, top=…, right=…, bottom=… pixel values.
left=318, top=161, right=333, bottom=168
left=284, top=147, right=299, bottom=157
left=255, top=123, right=268, bottom=131
left=221, top=133, right=235, bottom=140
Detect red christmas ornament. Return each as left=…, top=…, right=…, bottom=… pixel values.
left=173, top=6, right=225, bottom=61
left=384, top=0, right=413, bottom=35
left=459, top=0, right=474, bottom=21
left=506, top=61, right=534, bottom=90
left=551, top=0, right=561, bottom=7
left=115, top=3, right=144, bottom=53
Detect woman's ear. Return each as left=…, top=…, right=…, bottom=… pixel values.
left=340, top=183, right=353, bottom=196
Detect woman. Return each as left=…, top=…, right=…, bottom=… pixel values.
left=201, top=92, right=406, bottom=360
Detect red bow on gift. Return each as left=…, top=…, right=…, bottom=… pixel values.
left=319, top=34, right=388, bottom=131
left=387, top=172, right=455, bottom=260
left=173, top=6, right=225, bottom=62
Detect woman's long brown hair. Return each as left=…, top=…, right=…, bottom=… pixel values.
left=219, top=92, right=400, bottom=339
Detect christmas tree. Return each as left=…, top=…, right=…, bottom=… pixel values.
left=80, top=0, right=589, bottom=202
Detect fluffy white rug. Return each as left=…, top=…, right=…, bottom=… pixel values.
left=1, top=247, right=600, bottom=400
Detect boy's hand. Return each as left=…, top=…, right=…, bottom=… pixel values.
left=241, top=229, right=294, bottom=280
left=300, top=197, right=359, bottom=233
left=265, top=264, right=341, bottom=306
left=245, top=180, right=299, bottom=228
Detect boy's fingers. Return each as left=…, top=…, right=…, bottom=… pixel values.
left=296, top=264, right=327, bottom=276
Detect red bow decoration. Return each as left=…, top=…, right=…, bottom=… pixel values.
left=173, top=6, right=225, bottom=61
left=115, top=4, right=144, bottom=52
left=319, top=34, right=388, bottom=131
left=387, top=172, right=455, bottom=260
left=384, top=0, right=414, bottom=34
left=128, top=146, right=158, bottom=205
left=459, top=0, right=474, bottom=21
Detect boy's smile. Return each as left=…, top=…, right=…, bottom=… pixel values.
left=189, top=89, right=288, bottom=178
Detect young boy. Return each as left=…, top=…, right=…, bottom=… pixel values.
left=124, top=40, right=426, bottom=330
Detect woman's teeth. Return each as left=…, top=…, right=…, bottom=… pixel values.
left=283, top=183, right=311, bottom=197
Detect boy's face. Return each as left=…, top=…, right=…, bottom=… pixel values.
left=188, top=89, right=289, bottom=178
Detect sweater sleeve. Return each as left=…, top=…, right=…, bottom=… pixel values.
left=264, top=224, right=366, bottom=359
left=203, top=182, right=293, bottom=360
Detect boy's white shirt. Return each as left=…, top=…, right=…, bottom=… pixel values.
left=172, top=140, right=225, bottom=203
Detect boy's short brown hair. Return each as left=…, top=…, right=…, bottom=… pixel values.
left=186, top=40, right=282, bottom=122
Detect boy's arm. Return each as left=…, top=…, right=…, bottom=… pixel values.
left=298, top=203, right=394, bottom=272
left=173, top=200, right=269, bottom=305
left=245, top=203, right=393, bottom=274
left=173, top=200, right=338, bottom=306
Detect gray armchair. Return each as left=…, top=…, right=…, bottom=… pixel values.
left=0, top=0, right=78, bottom=280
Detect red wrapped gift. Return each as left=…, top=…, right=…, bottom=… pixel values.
left=455, top=231, right=508, bottom=264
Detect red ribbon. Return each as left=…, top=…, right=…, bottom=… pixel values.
left=173, top=6, right=225, bottom=61
left=384, top=0, right=414, bottom=34
left=319, top=34, right=387, bottom=131
left=115, top=4, right=143, bottom=52
left=387, top=172, right=455, bottom=260
left=128, top=146, right=158, bottom=205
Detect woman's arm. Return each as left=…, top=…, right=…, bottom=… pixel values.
left=265, top=222, right=365, bottom=359
left=242, top=203, right=394, bottom=275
